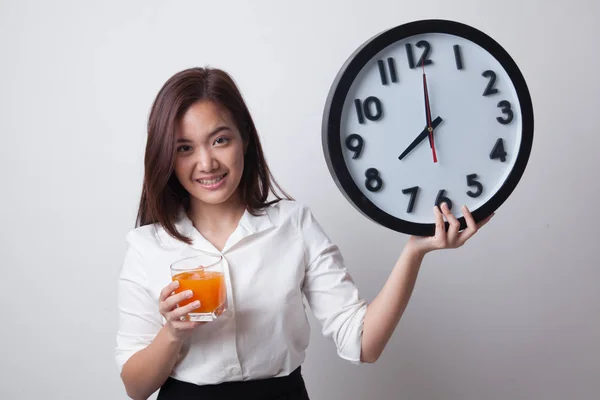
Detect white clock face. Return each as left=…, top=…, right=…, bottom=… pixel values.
left=339, top=32, right=523, bottom=223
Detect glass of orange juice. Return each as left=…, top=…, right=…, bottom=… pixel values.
left=170, top=253, right=227, bottom=322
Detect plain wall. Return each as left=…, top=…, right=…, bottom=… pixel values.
left=1, top=0, right=599, bottom=399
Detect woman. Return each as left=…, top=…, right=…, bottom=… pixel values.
left=115, top=67, right=492, bottom=400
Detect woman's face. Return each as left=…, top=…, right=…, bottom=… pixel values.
left=174, top=100, right=246, bottom=209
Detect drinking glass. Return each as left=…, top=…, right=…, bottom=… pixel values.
left=170, top=253, right=227, bottom=322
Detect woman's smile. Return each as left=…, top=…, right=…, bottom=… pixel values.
left=195, top=173, right=228, bottom=190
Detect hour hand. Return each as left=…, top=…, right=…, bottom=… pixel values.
left=398, top=116, right=443, bottom=161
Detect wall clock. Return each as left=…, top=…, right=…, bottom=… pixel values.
left=322, top=19, right=534, bottom=236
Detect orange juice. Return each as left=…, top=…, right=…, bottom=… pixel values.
left=172, top=269, right=227, bottom=316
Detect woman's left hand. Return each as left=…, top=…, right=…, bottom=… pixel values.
left=407, top=202, right=494, bottom=256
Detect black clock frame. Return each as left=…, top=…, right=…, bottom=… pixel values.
left=322, top=19, right=534, bottom=236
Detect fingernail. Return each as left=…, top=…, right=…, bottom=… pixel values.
left=186, top=290, right=193, bottom=298
left=172, top=280, right=180, bottom=288
left=193, top=300, right=201, bottom=308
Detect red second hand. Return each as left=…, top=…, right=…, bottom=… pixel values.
left=423, top=63, right=438, bottom=163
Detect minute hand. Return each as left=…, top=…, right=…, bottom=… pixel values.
left=398, top=116, right=443, bottom=161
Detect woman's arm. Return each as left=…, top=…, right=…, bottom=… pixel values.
left=360, top=244, right=423, bottom=363
left=360, top=203, right=493, bottom=363
left=120, top=326, right=184, bottom=400
left=119, top=280, right=201, bottom=400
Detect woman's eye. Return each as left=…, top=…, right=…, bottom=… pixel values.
left=177, top=145, right=192, bottom=152
left=214, top=137, right=230, bottom=145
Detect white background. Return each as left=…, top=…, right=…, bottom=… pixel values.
left=1, top=1, right=598, bottom=399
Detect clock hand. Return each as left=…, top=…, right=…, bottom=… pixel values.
left=422, top=64, right=438, bottom=163
left=398, top=116, right=443, bottom=161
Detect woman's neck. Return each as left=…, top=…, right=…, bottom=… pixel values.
left=187, top=193, right=246, bottom=234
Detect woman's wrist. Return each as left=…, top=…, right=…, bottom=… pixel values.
left=160, top=324, right=185, bottom=346
left=404, top=238, right=430, bottom=260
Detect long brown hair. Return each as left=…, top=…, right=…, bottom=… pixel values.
left=136, top=67, right=291, bottom=244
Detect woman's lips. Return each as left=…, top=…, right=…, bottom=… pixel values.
left=195, top=173, right=227, bottom=190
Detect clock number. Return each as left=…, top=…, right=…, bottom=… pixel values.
left=405, top=43, right=415, bottom=69
left=453, top=45, right=463, bottom=70
left=345, top=134, right=364, bottom=159
left=354, top=96, right=383, bottom=124
left=365, top=168, right=383, bottom=192
left=416, top=40, right=433, bottom=67
left=490, top=138, right=508, bottom=162
left=377, top=58, right=398, bottom=85
left=406, top=40, right=433, bottom=69
left=497, top=100, right=514, bottom=125
left=466, top=174, right=484, bottom=198
left=435, top=189, right=453, bottom=210
left=354, top=99, right=364, bottom=124
left=402, top=186, right=419, bottom=213
left=482, top=70, right=499, bottom=96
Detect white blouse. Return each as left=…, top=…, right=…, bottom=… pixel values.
left=115, top=200, right=367, bottom=385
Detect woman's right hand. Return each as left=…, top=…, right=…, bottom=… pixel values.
left=158, top=280, right=203, bottom=342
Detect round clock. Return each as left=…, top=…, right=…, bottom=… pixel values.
left=322, top=19, right=534, bottom=236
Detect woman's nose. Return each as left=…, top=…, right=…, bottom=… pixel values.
left=195, top=147, right=218, bottom=172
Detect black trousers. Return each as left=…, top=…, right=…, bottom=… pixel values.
left=157, top=366, right=310, bottom=400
